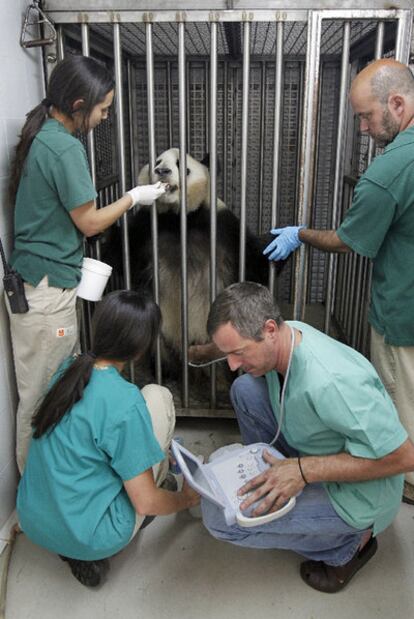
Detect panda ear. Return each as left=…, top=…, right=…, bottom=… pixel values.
left=200, top=153, right=221, bottom=176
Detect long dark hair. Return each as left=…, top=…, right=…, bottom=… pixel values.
left=32, top=290, right=161, bottom=438
left=9, top=54, right=114, bottom=203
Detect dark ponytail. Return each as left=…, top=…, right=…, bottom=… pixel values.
left=9, top=99, right=52, bottom=203
left=9, top=55, right=114, bottom=203
left=31, top=290, right=161, bottom=438
left=32, top=353, right=95, bottom=438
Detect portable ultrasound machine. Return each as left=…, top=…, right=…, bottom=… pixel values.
left=171, top=440, right=296, bottom=527
left=178, top=325, right=299, bottom=528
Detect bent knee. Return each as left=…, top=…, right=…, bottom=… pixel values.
left=141, top=384, right=176, bottom=444
left=141, top=384, right=175, bottom=415
left=230, top=374, right=266, bottom=408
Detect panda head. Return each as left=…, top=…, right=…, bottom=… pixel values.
left=137, top=148, right=222, bottom=214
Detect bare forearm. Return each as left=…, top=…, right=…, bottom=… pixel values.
left=299, top=228, right=351, bottom=253
left=300, top=440, right=414, bottom=484
left=240, top=440, right=414, bottom=515
left=139, top=488, right=198, bottom=516
left=125, top=475, right=199, bottom=516
left=83, top=195, right=132, bottom=236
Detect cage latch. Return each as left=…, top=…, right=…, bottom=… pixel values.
left=20, top=1, right=57, bottom=49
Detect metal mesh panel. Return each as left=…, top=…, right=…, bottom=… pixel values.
left=277, top=62, right=302, bottom=303
left=309, top=60, right=341, bottom=303
left=86, top=19, right=382, bottom=59
left=248, top=20, right=380, bottom=57
left=356, top=132, right=370, bottom=176
left=246, top=64, right=264, bottom=230
left=68, top=21, right=352, bottom=310
left=188, top=62, right=208, bottom=158
left=131, top=56, right=313, bottom=304
left=259, top=62, right=277, bottom=232
left=322, top=20, right=378, bottom=55
left=91, top=22, right=229, bottom=57
left=224, top=60, right=305, bottom=304
left=94, top=115, right=118, bottom=183
left=51, top=9, right=411, bottom=410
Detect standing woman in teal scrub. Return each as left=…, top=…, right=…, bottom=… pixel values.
left=7, top=54, right=166, bottom=472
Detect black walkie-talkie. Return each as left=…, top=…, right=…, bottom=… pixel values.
left=1, top=237, right=29, bottom=314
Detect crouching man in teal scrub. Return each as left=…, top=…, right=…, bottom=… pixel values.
left=202, top=282, right=414, bottom=593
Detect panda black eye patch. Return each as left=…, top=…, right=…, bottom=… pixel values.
left=155, top=159, right=161, bottom=166
left=176, top=158, right=190, bottom=176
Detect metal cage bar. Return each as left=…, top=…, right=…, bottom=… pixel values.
left=113, top=24, right=131, bottom=288
left=81, top=25, right=97, bottom=190
left=323, top=21, right=350, bottom=333
left=395, top=9, right=413, bottom=63
left=167, top=61, right=173, bottom=148
left=56, top=25, right=65, bottom=61
left=238, top=20, right=251, bottom=282
left=81, top=24, right=101, bottom=262
left=127, top=58, right=137, bottom=188
left=178, top=21, right=189, bottom=406
left=367, top=22, right=385, bottom=166
left=257, top=61, right=266, bottom=235
left=293, top=10, right=322, bottom=320
left=268, top=20, right=284, bottom=297
left=145, top=21, right=162, bottom=383
left=209, top=20, right=219, bottom=408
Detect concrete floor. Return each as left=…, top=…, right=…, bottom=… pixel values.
left=4, top=418, right=414, bottom=619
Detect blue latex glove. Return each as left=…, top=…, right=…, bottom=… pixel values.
left=263, top=226, right=305, bottom=261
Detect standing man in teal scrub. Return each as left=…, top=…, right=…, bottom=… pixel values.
left=263, top=59, right=414, bottom=504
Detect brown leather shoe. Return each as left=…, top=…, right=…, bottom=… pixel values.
left=300, top=536, right=378, bottom=593
left=402, top=481, right=414, bottom=505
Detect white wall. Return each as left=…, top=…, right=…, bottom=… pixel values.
left=0, top=1, right=44, bottom=550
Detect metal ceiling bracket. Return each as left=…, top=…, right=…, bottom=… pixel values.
left=176, top=12, right=187, bottom=23
left=20, top=1, right=57, bottom=48
left=242, top=11, right=254, bottom=22
left=209, top=12, right=220, bottom=22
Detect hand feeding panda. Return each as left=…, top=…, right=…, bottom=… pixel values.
left=102, top=147, right=284, bottom=379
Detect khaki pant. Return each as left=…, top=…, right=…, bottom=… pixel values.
left=370, top=326, right=414, bottom=485
left=131, top=384, right=176, bottom=536
left=5, top=276, right=79, bottom=473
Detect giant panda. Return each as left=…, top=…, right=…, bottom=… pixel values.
left=102, top=147, right=282, bottom=382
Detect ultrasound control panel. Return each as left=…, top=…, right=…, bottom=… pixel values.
left=171, top=441, right=296, bottom=527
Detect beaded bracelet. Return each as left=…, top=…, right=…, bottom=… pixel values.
left=297, top=456, right=309, bottom=485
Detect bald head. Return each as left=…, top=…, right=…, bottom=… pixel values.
left=351, top=59, right=414, bottom=104
left=350, top=59, right=414, bottom=146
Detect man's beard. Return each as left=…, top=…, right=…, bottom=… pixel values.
left=373, top=108, right=400, bottom=148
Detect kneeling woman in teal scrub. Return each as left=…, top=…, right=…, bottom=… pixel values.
left=17, top=290, right=199, bottom=587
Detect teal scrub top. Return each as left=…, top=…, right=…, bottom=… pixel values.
left=17, top=364, right=164, bottom=560
left=266, top=321, right=406, bottom=536
left=337, top=126, right=414, bottom=346
left=11, top=119, right=97, bottom=288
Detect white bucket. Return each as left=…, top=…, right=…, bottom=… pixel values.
left=77, top=257, right=113, bottom=302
